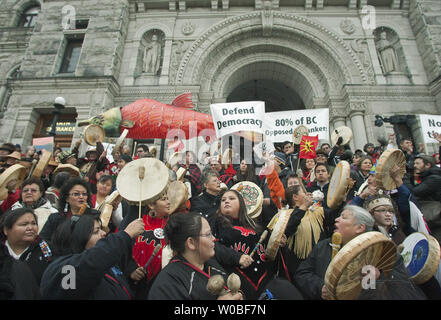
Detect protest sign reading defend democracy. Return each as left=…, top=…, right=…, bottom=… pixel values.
left=420, top=114, right=441, bottom=144
left=263, top=109, right=329, bottom=142
left=210, top=101, right=265, bottom=138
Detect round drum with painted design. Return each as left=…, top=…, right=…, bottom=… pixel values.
left=400, top=232, right=440, bottom=284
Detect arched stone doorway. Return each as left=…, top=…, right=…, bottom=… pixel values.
left=174, top=11, right=371, bottom=149
left=224, top=62, right=307, bottom=112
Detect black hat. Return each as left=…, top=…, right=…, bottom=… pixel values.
left=363, top=143, right=375, bottom=153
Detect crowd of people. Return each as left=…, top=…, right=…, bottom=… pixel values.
left=0, top=130, right=440, bottom=300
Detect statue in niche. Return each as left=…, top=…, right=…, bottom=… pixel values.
left=376, top=31, right=399, bottom=74
left=144, top=34, right=162, bottom=74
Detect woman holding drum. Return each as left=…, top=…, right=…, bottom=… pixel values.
left=280, top=184, right=342, bottom=281
left=347, top=155, right=373, bottom=201
left=115, top=158, right=173, bottom=299
left=91, top=175, right=124, bottom=232
left=209, top=189, right=303, bottom=300
left=148, top=211, right=242, bottom=300
left=128, top=193, right=171, bottom=298
left=364, top=194, right=441, bottom=299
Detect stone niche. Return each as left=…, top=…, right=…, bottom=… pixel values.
left=374, top=27, right=411, bottom=85
left=134, top=29, right=165, bottom=85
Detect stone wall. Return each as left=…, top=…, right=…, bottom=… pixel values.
left=0, top=0, right=439, bottom=153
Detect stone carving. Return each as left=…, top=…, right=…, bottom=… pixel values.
left=169, top=40, right=189, bottom=84
left=261, top=1, right=273, bottom=37
left=351, top=39, right=375, bottom=84
left=144, top=34, right=162, bottom=75
left=340, top=19, right=355, bottom=35
left=376, top=32, right=399, bottom=74
left=182, top=21, right=195, bottom=35
left=348, top=101, right=367, bottom=114
left=13, top=126, right=24, bottom=138
left=330, top=107, right=347, bottom=120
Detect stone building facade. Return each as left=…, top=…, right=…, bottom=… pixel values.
left=0, top=0, right=440, bottom=155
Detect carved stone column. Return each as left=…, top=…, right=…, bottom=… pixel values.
left=348, top=102, right=368, bottom=150
left=330, top=107, right=347, bottom=129
left=366, top=37, right=386, bottom=85
left=160, top=38, right=173, bottom=85
left=0, top=83, right=7, bottom=111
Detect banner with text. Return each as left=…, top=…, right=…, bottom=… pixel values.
left=210, top=101, right=265, bottom=138
left=263, top=109, right=329, bottom=142
left=420, top=114, right=441, bottom=144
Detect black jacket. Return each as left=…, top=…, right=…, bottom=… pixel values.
left=209, top=216, right=278, bottom=299
left=409, top=166, right=441, bottom=202
left=190, top=191, right=220, bottom=220
left=294, top=236, right=425, bottom=300
left=18, top=237, right=53, bottom=285
left=40, top=231, right=134, bottom=299
left=0, top=243, right=40, bottom=299
left=39, top=207, right=100, bottom=242
left=148, top=255, right=227, bottom=300
left=281, top=205, right=340, bottom=279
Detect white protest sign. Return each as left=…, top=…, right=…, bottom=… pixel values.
left=253, top=140, right=275, bottom=159
left=210, top=101, right=265, bottom=138
left=263, top=109, right=329, bottom=142
left=102, top=142, right=114, bottom=163
left=420, top=114, right=441, bottom=144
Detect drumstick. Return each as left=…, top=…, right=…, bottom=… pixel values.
left=77, top=203, right=88, bottom=216
left=138, top=165, right=145, bottom=219
left=331, top=232, right=342, bottom=260
left=143, top=244, right=162, bottom=270
left=27, top=159, right=38, bottom=179
left=134, top=244, right=161, bottom=285
left=250, top=230, right=268, bottom=259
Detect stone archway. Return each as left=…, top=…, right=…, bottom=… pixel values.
left=176, top=11, right=368, bottom=108
left=224, top=61, right=308, bottom=111
left=173, top=11, right=371, bottom=148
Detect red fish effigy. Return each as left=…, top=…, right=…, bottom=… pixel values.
left=78, top=93, right=215, bottom=140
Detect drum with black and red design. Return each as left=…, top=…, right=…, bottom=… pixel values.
left=211, top=219, right=274, bottom=300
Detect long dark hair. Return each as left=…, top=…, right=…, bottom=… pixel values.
left=164, top=211, right=203, bottom=255
left=51, top=214, right=102, bottom=256
left=214, top=189, right=260, bottom=232
left=58, top=177, right=92, bottom=214
left=284, top=185, right=302, bottom=209
left=235, top=159, right=258, bottom=184
left=0, top=208, right=38, bottom=242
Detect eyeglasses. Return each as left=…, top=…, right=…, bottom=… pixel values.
left=69, top=192, right=88, bottom=198
left=374, top=208, right=394, bottom=214
left=22, top=188, right=39, bottom=194
left=199, top=231, right=213, bottom=238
